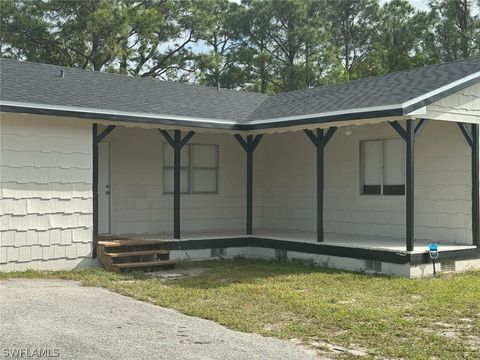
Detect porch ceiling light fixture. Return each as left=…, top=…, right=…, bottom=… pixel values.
left=344, top=127, right=353, bottom=136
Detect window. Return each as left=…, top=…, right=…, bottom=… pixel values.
left=360, top=138, right=405, bottom=196
left=163, top=143, right=218, bottom=194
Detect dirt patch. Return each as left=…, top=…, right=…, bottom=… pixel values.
left=147, top=267, right=206, bottom=281
left=290, top=338, right=369, bottom=358
left=425, top=321, right=479, bottom=351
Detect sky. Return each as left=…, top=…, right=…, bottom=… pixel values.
left=380, top=0, right=479, bottom=14
left=380, top=0, right=430, bottom=11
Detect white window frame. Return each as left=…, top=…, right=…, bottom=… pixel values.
left=163, top=143, right=219, bottom=195
left=360, top=137, right=405, bottom=196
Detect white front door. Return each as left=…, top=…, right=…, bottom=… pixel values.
left=98, top=141, right=111, bottom=234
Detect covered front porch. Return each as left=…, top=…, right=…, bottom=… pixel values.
left=92, top=115, right=480, bottom=276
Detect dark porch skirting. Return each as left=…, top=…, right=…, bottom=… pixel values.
left=162, top=236, right=480, bottom=266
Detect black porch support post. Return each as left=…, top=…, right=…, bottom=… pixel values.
left=389, top=119, right=428, bottom=251
left=405, top=120, right=415, bottom=251
left=173, top=130, right=181, bottom=239
left=472, top=124, right=479, bottom=248
left=317, top=129, right=325, bottom=243
left=246, top=136, right=254, bottom=235
left=304, top=127, right=337, bottom=242
left=234, top=134, right=263, bottom=235
left=93, top=125, right=98, bottom=258
left=92, top=124, right=116, bottom=258
left=457, top=122, right=479, bottom=248
left=159, top=129, right=195, bottom=239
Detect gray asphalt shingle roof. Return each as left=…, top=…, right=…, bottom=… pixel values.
left=1, top=57, right=480, bottom=128
left=248, top=57, right=480, bottom=121
left=0, top=59, right=267, bottom=122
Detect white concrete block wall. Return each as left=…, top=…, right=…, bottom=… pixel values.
left=0, top=113, right=94, bottom=270
left=107, top=128, right=246, bottom=234
left=255, top=120, right=473, bottom=244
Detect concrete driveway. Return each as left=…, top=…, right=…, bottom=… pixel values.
left=0, top=279, right=317, bottom=360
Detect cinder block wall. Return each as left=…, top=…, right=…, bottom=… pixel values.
left=0, top=113, right=94, bottom=270
left=255, top=120, right=473, bottom=244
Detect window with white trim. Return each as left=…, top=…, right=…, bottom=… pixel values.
left=163, top=143, right=218, bottom=194
left=360, top=138, right=405, bottom=195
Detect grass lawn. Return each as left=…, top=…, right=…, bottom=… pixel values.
left=1, top=259, right=480, bottom=359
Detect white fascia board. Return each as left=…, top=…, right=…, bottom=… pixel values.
left=1, top=100, right=402, bottom=127
left=246, top=104, right=403, bottom=125
left=405, top=106, right=427, bottom=116
left=401, top=71, right=480, bottom=109
left=0, top=100, right=237, bottom=125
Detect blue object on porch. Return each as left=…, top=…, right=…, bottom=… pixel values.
left=428, top=243, right=439, bottom=260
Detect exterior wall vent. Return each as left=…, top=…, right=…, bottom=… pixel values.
left=365, top=260, right=382, bottom=272
left=211, top=248, right=226, bottom=257
left=441, top=260, right=456, bottom=272
left=275, top=249, right=288, bottom=261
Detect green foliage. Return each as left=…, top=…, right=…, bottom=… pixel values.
left=326, top=0, right=381, bottom=81
left=429, top=0, right=480, bottom=61
left=1, top=0, right=479, bottom=91
left=359, top=0, right=433, bottom=77
left=190, top=0, right=242, bottom=89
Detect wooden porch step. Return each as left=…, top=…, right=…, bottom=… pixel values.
left=98, top=237, right=175, bottom=272
left=98, top=235, right=129, bottom=240
left=107, top=250, right=170, bottom=258
left=99, top=239, right=164, bottom=248
left=115, top=259, right=176, bottom=269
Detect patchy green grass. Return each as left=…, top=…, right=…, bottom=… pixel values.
left=1, top=259, right=480, bottom=359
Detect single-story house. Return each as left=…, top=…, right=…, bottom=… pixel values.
left=1, top=57, right=480, bottom=277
